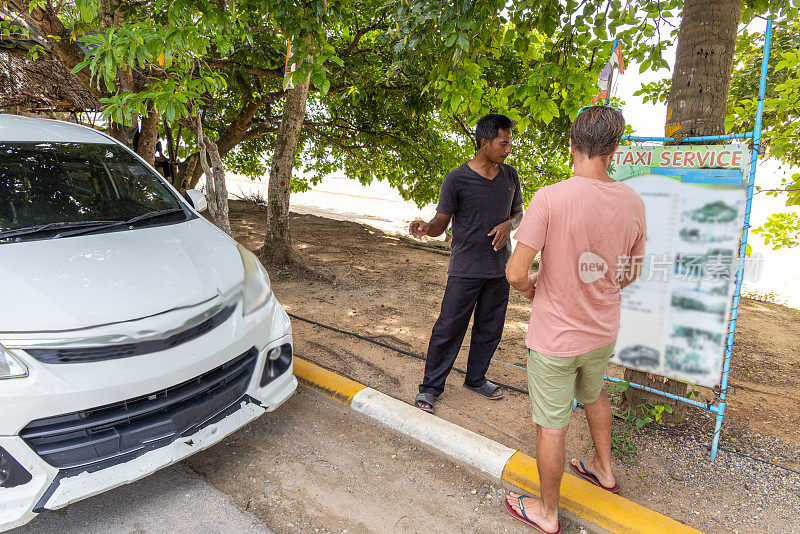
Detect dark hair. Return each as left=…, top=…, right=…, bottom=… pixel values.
left=569, top=106, right=625, bottom=158
left=475, top=114, right=516, bottom=151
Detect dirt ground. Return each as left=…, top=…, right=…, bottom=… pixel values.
left=186, top=387, right=594, bottom=534
left=228, top=200, right=800, bottom=534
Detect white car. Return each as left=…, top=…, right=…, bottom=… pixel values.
left=0, top=115, right=296, bottom=531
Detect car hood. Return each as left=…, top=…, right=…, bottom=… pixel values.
left=0, top=218, right=244, bottom=333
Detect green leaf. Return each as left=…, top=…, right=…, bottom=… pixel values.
left=614, top=381, right=630, bottom=392
left=775, top=59, right=791, bottom=71
left=76, top=0, right=97, bottom=23
left=103, top=52, right=114, bottom=74
left=71, top=59, right=91, bottom=74
left=312, top=72, right=326, bottom=92
left=456, top=33, right=469, bottom=52
left=165, top=102, right=176, bottom=122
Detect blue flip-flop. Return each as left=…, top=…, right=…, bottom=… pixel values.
left=504, top=494, right=562, bottom=534
left=569, top=460, right=621, bottom=493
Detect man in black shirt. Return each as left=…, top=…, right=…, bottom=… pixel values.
left=410, top=114, right=524, bottom=413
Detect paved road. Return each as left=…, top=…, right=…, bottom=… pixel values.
left=16, top=462, right=271, bottom=534
left=16, top=386, right=596, bottom=533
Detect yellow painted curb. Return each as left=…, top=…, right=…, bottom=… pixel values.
left=293, top=357, right=367, bottom=405
left=291, top=358, right=702, bottom=534
left=502, top=452, right=704, bottom=534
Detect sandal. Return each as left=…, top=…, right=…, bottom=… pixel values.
left=569, top=460, right=621, bottom=493
left=463, top=380, right=504, bottom=399
left=414, top=392, right=435, bottom=413
left=504, top=494, right=562, bottom=534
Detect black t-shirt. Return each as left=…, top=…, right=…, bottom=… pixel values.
left=437, top=162, right=523, bottom=278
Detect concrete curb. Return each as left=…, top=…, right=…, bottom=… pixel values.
left=293, top=357, right=704, bottom=534
left=352, top=388, right=515, bottom=479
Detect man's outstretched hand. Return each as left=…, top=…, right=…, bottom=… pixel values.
left=409, top=219, right=431, bottom=239
left=488, top=220, right=513, bottom=251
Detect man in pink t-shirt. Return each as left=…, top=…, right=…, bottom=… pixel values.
left=503, top=106, right=646, bottom=534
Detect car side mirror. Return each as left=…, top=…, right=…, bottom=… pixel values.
left=184, top=189, right=207, bottom=212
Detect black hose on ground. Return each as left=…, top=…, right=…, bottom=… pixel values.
left=287, top=312, right=529, bottom=395
left=288, top=311, right=800, bottom=476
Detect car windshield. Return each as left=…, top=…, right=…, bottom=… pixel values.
left=0, top=142, right=187, bottom=239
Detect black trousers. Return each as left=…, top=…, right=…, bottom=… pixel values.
left=419, top=276, right=510, bottom=396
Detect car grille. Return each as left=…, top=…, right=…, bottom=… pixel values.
left=26, top=305, right=236, bottom=364
left=20, top=348, right=258, bottom=473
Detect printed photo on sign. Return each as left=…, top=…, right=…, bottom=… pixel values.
left=664, top=325, right=724, bottom=381
left=670, top=289, right=728, bottom=325
left=609, top=146, right=749, bottom=387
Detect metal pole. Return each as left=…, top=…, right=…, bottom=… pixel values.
left=621, top=133, right=754, bottom=143
left=710, top=19, right=773, bottom=460
left=603, top=376, right=715, bottom=411
left=681, top=133, right=754, bottom=142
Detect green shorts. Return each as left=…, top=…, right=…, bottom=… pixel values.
left=526, top=341, right=616, bottom=430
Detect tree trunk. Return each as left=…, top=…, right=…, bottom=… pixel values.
left=664, top=0, right=742, bottom=140
left=624, top=0, right=742, bottom=421
left=183, top=96, right=275, bottom=188
left=191, top=116, right=231, bottom=234
left=260, top=77, right=310, bottom=266
left=164, top=119, right=179, bottom=185
left=106, top=123, right=133, bottom=146
left=136, top=104, right=159, bottom=165
left=182, top=154, right=201, bottom=190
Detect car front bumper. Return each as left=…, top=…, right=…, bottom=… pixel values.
left=0, top=295, right=297, bottom=532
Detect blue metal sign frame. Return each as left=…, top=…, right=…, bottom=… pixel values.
left=605, top=21, right=774, bottom=460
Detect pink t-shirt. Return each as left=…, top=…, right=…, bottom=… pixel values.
left=514, top=175, right=646, bottom=357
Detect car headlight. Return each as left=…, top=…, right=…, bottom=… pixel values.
left=237, top=243, right=272, bottom=316
left=0, top=345, right=28, bottom=380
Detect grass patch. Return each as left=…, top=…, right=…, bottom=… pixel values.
left=277, top=266, right=292, bottom=281
left=741, top=288, right=789, bottom=306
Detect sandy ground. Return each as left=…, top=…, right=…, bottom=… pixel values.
left=228, top=200, right=800, bottom=534
left=185, top=387, right=594, bottom=534
left=16, top=463, right=272, bottom=534
left=17, top=387, right=596, bottom=534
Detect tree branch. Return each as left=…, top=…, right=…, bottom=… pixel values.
left=233, top=69, right=254, bottom=97
left=301, top=119, right=433, bottom=165
left=343, top=19, right=388, bottom=57
left=303, top=122, right=370, bottom=150
left=207, top=58, right=283, bottom=79
left=241, top=122, right=279, bottom=142
left=453, top=114, right=472, bottom=143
